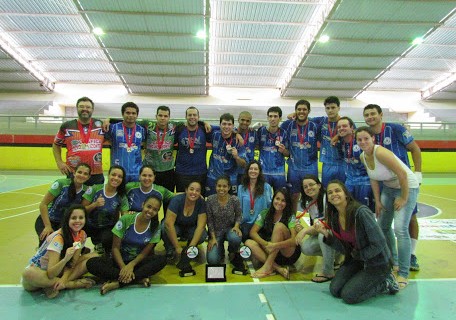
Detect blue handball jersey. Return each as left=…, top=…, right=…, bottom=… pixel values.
left=126, top=182, right=174, bottom=212
left=375, top=122, right=414, bottom=168
left=83, top=184, right=129, bottom=228
left=281, top=119, right=319, bottom=170
left=340, top=138, right=369, bottom=184
left=175, top=125, right=211, bottom=175
left=312, top=116, right=344, bottom=165
left=106, top=122, right=146, bottom=180
left=47, top=178, right=87, bottom=223
left=256, top=126, right=288, bottom=175
left=208, top=131, right=247, bottom=180
left=237, top=129, right=257, bottom=175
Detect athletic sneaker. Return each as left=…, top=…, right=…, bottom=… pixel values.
left=384, top=272, right=399, bottom=295
left=410, top=254, right=420, bottom=271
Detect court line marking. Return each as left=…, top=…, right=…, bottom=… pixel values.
left=420, top=193, right=456, bottom=202
left=0, top=209, right=38, bottom=221
left=0, top=187, right=47, bottom=195
left=246, top=259, right=259, bottom=283
left=0, top=202, right=40, bottom=212
left=1, top=278, right=456, bottom=288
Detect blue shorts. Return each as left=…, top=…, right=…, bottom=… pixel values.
left=264, top=174, right=287, bottom=193
left=287, top=163, right=318, bottom=194
left=346, top=180, right=374, bottom=212
left=321, top=163, right=346, bottom=188
left=206, top=175, right=238, bottom=196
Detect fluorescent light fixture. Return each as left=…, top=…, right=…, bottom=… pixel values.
left=0, top=33, right=55, bottom=91
left=422, top=72, right=456, bottom=99
left=412, top=37, right=423, bottom=45
left=196, top=30, right=206, bottom=39
left=319, top=35, right=330, bottom=43
left=92, top=27, right=105, bottom=35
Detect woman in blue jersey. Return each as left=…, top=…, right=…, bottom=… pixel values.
left=86, top=195, right=167, bottom=295
left=162, top=181, right=207, bottom=260
left=246, top=188, right=300, bottom=280
left=23, top=204, right=97, bottom=298
left=82, top=165, right=129, bottom=254
left=237, top=160, right=273, bottom=241
left=35, top=163, right=91, bottom=246
left=295, top=175, right=337, bottom=283
left=126, top=165, right=174, bottom=213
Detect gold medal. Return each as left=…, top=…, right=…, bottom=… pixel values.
left=189, top=148, right=194, bottom=154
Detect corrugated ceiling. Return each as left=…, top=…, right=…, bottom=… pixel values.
left=0, top=0, right=454, bottom=100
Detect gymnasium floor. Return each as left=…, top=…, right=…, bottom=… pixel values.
left=0, top=171, right=455, bottom=320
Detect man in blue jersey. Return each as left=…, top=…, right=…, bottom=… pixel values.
left=175, top=106, right=211, bottom=195
left=337, top=116, right=374, bottom=211
left=313, top=96, right=345, bottom=187
left=257, top=107, right=290, bottom=192
left=105, top=102, right=146, bottom=183
left=206, top=113, right=247, bottom=196
left=236, top=111, right=257, bottom=184
left=281, top=100, right=319, bottom=213
left=363, top=104, right=422, bottom=271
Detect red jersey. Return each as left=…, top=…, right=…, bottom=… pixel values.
left=54, top=119, right=105, bottom=175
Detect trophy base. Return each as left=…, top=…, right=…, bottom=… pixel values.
left=232, top=268, right=248, bottom=275
left=179, top=269, right=196, bottom=277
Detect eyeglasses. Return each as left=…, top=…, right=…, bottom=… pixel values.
left=303, top=182, right=317, bottom=190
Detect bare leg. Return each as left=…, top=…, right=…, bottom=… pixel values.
left=100, top=280, right=120, bottom=295
left=249, top=223, right=294, bottom=279
left=291, top=193, right=300, bottom=217
left=22, top=266, right=58, bottom=291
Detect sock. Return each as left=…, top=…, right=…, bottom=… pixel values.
left=410, top=238, right=418, bottom=255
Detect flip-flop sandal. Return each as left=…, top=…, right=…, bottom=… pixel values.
left=311, top=274, right=334, bottom=283
left=398, top=280, right=408, bottom=289
left=251, top=271, right=276, bottom=278
left=278, top=266, right=290, bottom=280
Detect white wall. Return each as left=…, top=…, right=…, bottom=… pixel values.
left=0, top=83, right=455, bottom=121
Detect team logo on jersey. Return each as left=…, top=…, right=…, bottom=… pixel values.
left=51, top=182, right=59, bottom=190
left=403, top=131, right=411, bottom=139
left=383, top=137, right=392, bottom=145
left=135, top=132, right=142, bottom=139
left=115, top=220, right=123, bottom=230
left=54, top=241, right=63, bottom=250
left=308, top=131, right=315, bottom=138
left=249, top=136, right=255, bottom=143
left=353, top=145, right=360, bottom=152
left=93, top=152, right=102, bottom=164
left=94, top=121, right=102, bottom=127
left=86, top=187, right=93, bottom=195
left=161, top=151, right=173, bottom=162
left=116, top=130, right=124, bottom=137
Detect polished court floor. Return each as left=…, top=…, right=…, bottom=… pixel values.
left=0, top=171, right=455, bottom=319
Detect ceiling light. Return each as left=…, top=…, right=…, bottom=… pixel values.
left=319, top=35, right=330, bottom=43
left=196, top=30, right=206, bottom=39
left=92, top=27, right=105, bottom=36
left=412, top=37, right=423, bottom=45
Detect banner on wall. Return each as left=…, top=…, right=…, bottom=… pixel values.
left=418, top=219, right=456, bottom=241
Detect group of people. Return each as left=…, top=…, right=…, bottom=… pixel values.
left=21, top=95, right=422, bottom=304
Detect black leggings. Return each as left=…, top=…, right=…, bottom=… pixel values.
left=35, top=216, right=61, bottom=246
left=86, top=255, right=166, bottom=283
